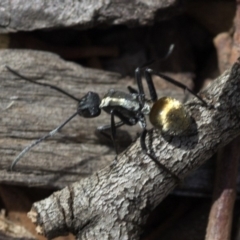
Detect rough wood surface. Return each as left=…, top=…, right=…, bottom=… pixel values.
left=0, top=0, right=178, bottom=33
left=0, top=50, right=122, bottom=188
left=0, top=212, right=34, bottom=240
left=29, top=60, right=240, bottom=239
left=0, top=49, right=189, bottom=188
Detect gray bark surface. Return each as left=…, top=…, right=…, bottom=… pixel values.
left=29, top=60, right=240, bottom=239
left=0, top=0, right=178, bottom=33
left=0, top=49, right=188, bottom=188
left=0, top=50, right=122, bottom=188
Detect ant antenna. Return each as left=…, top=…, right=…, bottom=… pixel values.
left=10, top=111, right=78, bottom=171
left=139, top=44, right=175, bottom=69
left=163, top=44, right=174, bottom=60
left=6, top=66, right=80, bottom=102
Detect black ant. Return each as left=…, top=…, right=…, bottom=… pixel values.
left=6, top=45, right=209, bottom=181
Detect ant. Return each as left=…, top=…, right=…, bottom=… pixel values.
left=6, top=45, right=209, bottom=181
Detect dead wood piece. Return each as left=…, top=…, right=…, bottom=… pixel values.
left=0, top=211, right=35, bottom=240
left=205, top=138, right=240, bottom=240
left=29, top=60, right=240, bottom=239
left=205, top=4, right=240, bottom=240
left=0, top=0, right=178, bottom=33
left=0, top=49, right=190, bottom=188
left=0, top=185, right=46, bottom=240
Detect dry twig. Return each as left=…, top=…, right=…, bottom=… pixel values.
left=28, top=60, right=240, bottom=239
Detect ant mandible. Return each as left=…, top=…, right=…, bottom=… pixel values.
left=6, top=45, right=209, bottom=181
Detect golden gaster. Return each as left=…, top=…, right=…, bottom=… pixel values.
left=149, top=97, right=191, bottom=135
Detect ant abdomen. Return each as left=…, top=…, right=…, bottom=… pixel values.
left=149, top=97, right=191, bottom=136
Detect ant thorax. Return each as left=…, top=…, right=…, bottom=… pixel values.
left=100, top=89, right=140, bottom=112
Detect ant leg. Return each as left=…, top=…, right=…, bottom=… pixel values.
left=6, top=66, right=80, bottom=102
left=98, top=121, right=125, bottom=132
left=135, top=65, right=158, bottom=102
left=140, top=128, right=180, bottom=183
left=110, top=109, right=119, bottom=155
left=135, top=59, right=158, bottom=104
left=98, top=109, right=138, bottom=155
left=145, top=68, right=209, bottom=107
left=109, top=109, right=138, bottom=155
left=98, top=121, right=125, bottom=147
left=127, top=86, right=138, bottom=94
left=135, top=67, right=145, bottom=104
left=134, top=44, right=175, bottom=102
left=143, top=69, right=158, bottom=102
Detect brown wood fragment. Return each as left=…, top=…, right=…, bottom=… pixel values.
left=0, top=210, right=35, bottom=240
left=214, top=33, right=233, bottom=73
left=0, top=185, right=46, bottom=240
left=205, top=138, right=240, bottom=240
left=205, top=2, right=240, bottom=240
left=28, top=60, right=240, bottom=239
left=205, top=72, right=237, bottom=238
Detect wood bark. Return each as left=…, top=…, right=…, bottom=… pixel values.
left=0, top=49, right=188, bottom=188
left=0, top=0, right=178, bottom=33
left=28, top=59, right=240, bottom=239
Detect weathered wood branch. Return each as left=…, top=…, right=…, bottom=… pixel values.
left=0, top=49, right=189, bottom=188
left=28, top=60, right=240, bottom=239
left=0, top=0, right=178, bottom=33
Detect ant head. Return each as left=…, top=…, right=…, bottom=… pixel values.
left=77, top=92, right=101, bottom=118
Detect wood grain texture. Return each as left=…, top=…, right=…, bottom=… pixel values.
left=0, top=50, right=123, bottom=187
left=0, top=0, right=178, bottom=32
left=0, top=49, right=188, bottom=188
left=29, top=60, right=240, bottom=239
